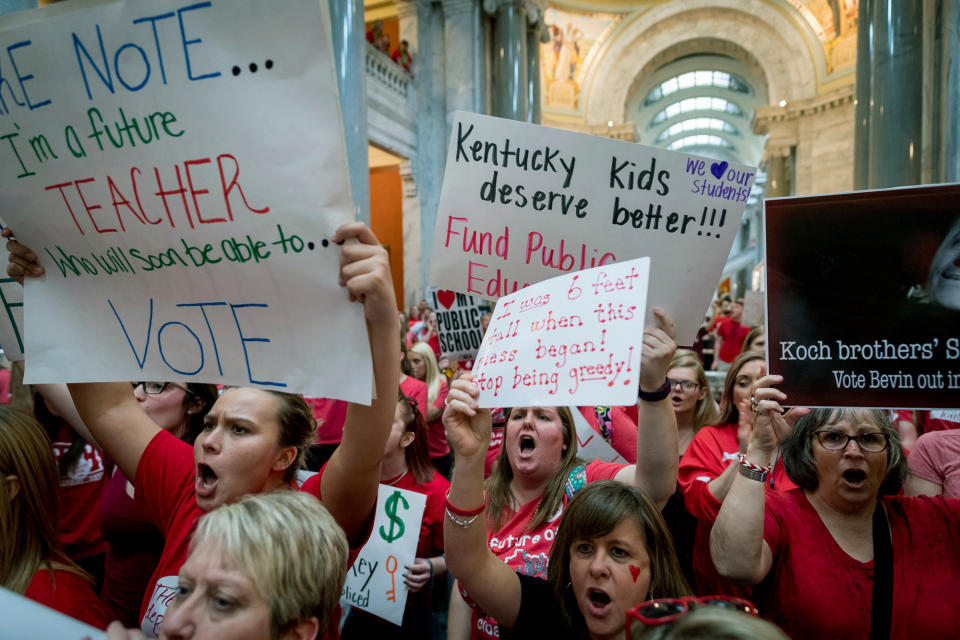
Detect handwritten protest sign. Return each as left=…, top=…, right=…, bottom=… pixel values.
left=472, top=256, right=649, bottom=408
left=427, top=286, right=486, bottom=361
left=0, top=0, right=371, bottom=399
left=0, top=586, right=105, bottom=640
left=930, top=410, right=960, bottom=423
left=766, top=185, right=960, bottom=408
left=341, top=483, right=427, bottom=625
left=571, top=407, right=625, bottom=463
left=0, top=229, right=25, bottom=361
left=429, top=111, right=756, bottom=345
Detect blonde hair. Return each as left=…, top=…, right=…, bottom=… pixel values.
left=190, top=491, right=348, bottom=637
left=668, top=349, right=718, bottom=431
left=409, top=342, right=442, bottom=406
left=0, top=407, right=86, bottom=593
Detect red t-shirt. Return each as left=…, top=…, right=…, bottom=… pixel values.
left=678, top=423, right=797, bottom=595
left=761, top=489, right=960, bottom=639
left=383, top=469, right=450, bottom=558
left=485, top=426, right=505, bottom=478
left=305, top=397, right=349, bottom=445
left=52, top=424, right=108, bottom=561
left=135, top=430, right=359, bottom=639
left=426, top=379, right=450, bottom=459
left=894, top=409, right=960, bottom=434
left=99, top=469, right=165, bottom=627
left=470, top=460, right=624, bottom=640
left=576, top=405, right=640, bottom=463
left=26, top=567, right=108, bottom=629
left=716, top=319, right=750, bottom=363
left=400, top=376, right=429, bottom=421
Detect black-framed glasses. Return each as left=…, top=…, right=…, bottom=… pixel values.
left=666, top=378, right=700, bottom=392
left=132, top=382, right=195, bottom=396
left=814, top=430, right=890, bottom=453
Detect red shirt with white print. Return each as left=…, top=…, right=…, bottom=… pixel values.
left=135, top=430, right=360, bottom=639
left=52, top=423, right=108, bottom=560
left=469, top=460, right=623, bottom=640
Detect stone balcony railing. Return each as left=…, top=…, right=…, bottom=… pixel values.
left=365, top=41, right=417, bottom=161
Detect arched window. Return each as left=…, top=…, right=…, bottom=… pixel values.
left=666, top=135, right=735, bottom=151
left=643, top=70, right=752, bottom=105
left=654, top=117, right=740, bottom=143
left=648, top=97, right=745, bottom=127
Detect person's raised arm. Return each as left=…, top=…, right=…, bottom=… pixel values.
left=614, top=307, right=679, bottom=508
left=4, top=228, right=159, bottom=480
left=320, top=222, right=401, bottom=544
left=710, top=375, right=806, bottom=584
left=443, top=375, right=523, bottom=629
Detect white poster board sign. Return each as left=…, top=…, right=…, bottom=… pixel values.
left=930, top=410, right=960, bottom=423
left=429, top=111, right=756, bottom=345
left=0, top=0, right=371, bottom=400
left=0, top=226, right=25, bottom=361
left=427, top=286, right=485, bottom=361
left=571, top=407, right=625, bottom=463
left=472, top=257, right=649, bottom=408
left=0, top=587, right=104, bottom=640
left=341, top=484, right=427, bottom=626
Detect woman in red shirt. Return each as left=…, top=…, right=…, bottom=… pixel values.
left=0, top=407, right=107, bottom=629
left=340, top=391, right=450, bottom=638
left=449, top=307, right=681, bottom=640
left=7, top=222, right=400, bottom=638
left=408, top=341, right=451, bottom=477
left=677, top=350, right=796, bottom=596
left=712, top=376, right=960, bottom=639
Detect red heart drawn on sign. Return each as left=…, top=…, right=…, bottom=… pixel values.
left=436, top=289, right=457, bottom=309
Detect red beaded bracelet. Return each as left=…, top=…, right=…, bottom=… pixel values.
left=445, top=490, right=487, bottom=517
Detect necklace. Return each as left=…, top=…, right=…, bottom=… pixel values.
left=386, top=468, right=408, bottom=485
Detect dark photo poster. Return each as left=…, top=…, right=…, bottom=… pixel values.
left=766, top=185, right=960, bottom=408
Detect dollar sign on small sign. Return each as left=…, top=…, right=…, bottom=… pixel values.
left=379, top=490, right=409, bottom=542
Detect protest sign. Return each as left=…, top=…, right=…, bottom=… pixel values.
left=571, top=407, right=626, bottom=463
left=429, top=111, right=756, bottom=345
left=741, top=290, right=764, bottom=327
left=0, top=586, right=104, bottom=640
left=0, top=0, right=371, bottom=400
left=766, top=185, right=960, bottom=408
left=472, top=256, right=649, bottom=408
left=341, top=483, right=427, bottom=626
left=930, top=410, right=960, bottom=423
left=0, top=229, right=25, bottom=361
left=427, top=286, right=486, bottom=360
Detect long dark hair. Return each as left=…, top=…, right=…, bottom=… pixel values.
left=397, top=391, right=434, bottom=485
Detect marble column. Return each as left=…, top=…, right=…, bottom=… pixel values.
left=399, top=159, right=423, bottom=308
left=526, top=11, right=543, bottom=124
left=866, top=0, right=923, bottom=188
left=940, top=0, right=960, bottom=182
left=443, top=0, right=481, bottom=129
left=765, top=153, right=789, bottom=198
left=328, top=0, right=370, bottom=223
left=853, top=0, right=872, bottom=190
left=491, top=0, right=528, bottom=120
left=414, top=0, right=447, bottom=289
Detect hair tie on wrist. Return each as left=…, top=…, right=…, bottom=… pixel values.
left=445, top=490, right=486, bottom=517
left=638, top=379, right=671, bottom=402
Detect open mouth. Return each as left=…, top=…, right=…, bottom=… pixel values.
left=519, top=435, right=536, bottom=455
left=587, top=588, right=611, bottom=614
left=842, top=469, right=866, bottom=486
left=195, top=463, right=219, bottom=497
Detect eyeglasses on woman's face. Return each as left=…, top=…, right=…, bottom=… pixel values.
left=131, top=381, right=194, bottom=396
left=666, top=378, right=700, bottom=393
left=625, top=596, right=758, bottom=634
left=813, top=430, right=890, bottom=453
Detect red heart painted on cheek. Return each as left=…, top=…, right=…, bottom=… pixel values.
left=629, top=565, right=642, bottom=582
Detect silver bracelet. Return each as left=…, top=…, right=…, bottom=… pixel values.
left=445, top=507, right=481, bottom=528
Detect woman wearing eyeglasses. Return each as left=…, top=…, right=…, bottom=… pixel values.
left=99, top=381, right=217, bottom=627
left=710, top=375, right=960, bottom=638
left=677, top=351, right=797, bottom=596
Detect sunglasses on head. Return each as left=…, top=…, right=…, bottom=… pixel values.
left=625, top=596, right=758, bottom=635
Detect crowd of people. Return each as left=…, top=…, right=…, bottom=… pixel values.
left=2, top=221, right=960, bottom=640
